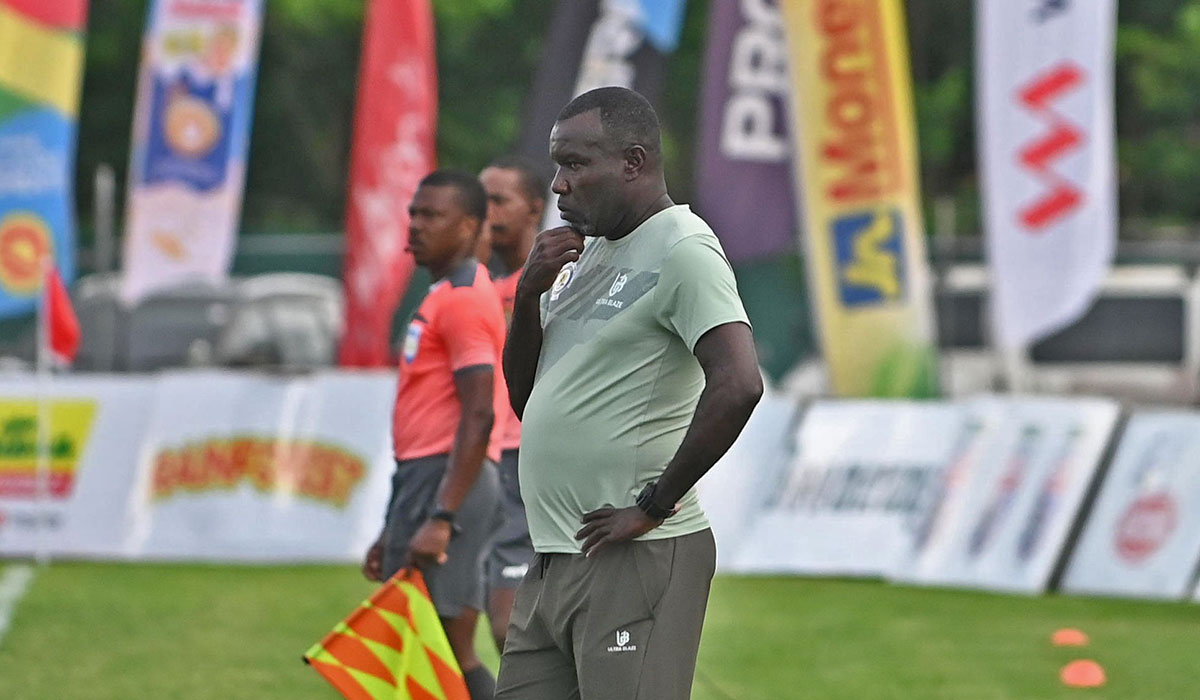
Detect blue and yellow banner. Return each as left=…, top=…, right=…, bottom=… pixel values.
left=781, top=0, right=938, bottom=397
left=0, top=0, right=87, bottom=318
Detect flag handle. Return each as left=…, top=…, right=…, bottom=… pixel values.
left=35, top=258, right=52, bottom=567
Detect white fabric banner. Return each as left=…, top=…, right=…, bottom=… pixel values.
left=696, top=392, right=798, bottom=571
left=0, top=371, right=396, bottom=562
left=727, top=400, right=971, bottom=576
left=893, top=396, right=1119, bottom=593
left=121, top=0, right=264, bottom=303
left=978, top=0, right=1117, bottom=347
left=127, top=370, right=395, bottom=561
left=0, top=377, right=155, bottom=557
left=1062, top=412, right=1200, bottom=600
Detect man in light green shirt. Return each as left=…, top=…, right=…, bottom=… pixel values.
left=496, top=87, right=763, bottom=700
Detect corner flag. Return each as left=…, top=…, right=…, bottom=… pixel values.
left=304, top=569, right=468, bottom=700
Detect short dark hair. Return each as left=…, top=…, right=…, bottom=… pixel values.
left=556, top=86, right=662, bottom=156
left=418, top=169, right=487, bottom=221
left=485, top=155, right=547, bottom=204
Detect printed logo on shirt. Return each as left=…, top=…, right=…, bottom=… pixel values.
left=550, top=261, right=577, bottom=302
left=608, top=272, right=628, bottom=297
left=607, top=629, right=637, bottom=653
left=403, top=321, right=424, bottom=363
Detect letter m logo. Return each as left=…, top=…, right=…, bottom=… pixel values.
left=1015, top=62, right=1087, bottom=232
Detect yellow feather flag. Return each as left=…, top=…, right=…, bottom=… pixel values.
left=304, top=569, right=469, bottom=700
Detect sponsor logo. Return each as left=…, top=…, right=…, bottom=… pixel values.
left=1015, top=62, right=1087, bottom=231
left=0, top=401, right=97, bottom=499
left=763, top=463, right=936, bottom=515
left=833, top=209, right=905, bottom=307
left=500, top=563, right=528, bottom=580
left=721, top=0, right=789, bottom=162
left=607, top=629, right=637, bottom=653
left=151, top=437, right=367, bottom=508
left=0, top=213, right=54, bottom=296
left=608, top=272, right=628, bottom=297
left=814, top=0, right=904, bottom=204
left=549, top=261, right=577, bottom=302
left=1114, top=492, right=1176, bottom=564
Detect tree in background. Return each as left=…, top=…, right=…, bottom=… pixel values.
left=73, top=0, right=1200, bottom=239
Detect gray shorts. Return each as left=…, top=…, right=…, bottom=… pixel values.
left=495, top=529, right=717, bottom=700
left=486, top=449, right=535, bottom=592
left=381, top=454, right=502, bottom=618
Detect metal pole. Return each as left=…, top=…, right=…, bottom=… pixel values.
left=94, top=164, right=116, bottom=274
left=34, top=260, right=51, bottom=566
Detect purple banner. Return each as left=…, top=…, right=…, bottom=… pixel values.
left=693, top=0, right=796, bottom=263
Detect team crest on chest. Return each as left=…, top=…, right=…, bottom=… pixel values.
left=550, top=261, right=577, bottom=301
left=403, top=322, right=424, bottom=363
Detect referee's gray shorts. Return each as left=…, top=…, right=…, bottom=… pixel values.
left=380, top=454, right=501, bottom=618
left=495, top=528, right=717, bottom=700
left=486, top=449, right=535, bottom=592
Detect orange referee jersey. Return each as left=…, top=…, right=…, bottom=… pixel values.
left=492, top=270, right=522, bottom=452
left=392, top=260, right=508, bottom=463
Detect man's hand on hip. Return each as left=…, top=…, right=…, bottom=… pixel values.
left=575, top=505, right=661, bottom=558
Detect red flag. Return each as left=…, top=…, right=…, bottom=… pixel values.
left=337, top=0, right=437, bottom=367
left=44, top=267, right=80, bottom=363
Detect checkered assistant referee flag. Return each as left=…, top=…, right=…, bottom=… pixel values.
left=304, top=569, right=468, bottom=700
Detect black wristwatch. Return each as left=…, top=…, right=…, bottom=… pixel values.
left=636, top=482, right=677, bottom=521
left=430, top=509, right=461, bottom=535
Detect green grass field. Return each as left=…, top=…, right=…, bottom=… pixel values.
left=0, top=562, right=1197, bottom=699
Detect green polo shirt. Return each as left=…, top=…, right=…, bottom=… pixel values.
left=519, top=205, right=751, bottom=553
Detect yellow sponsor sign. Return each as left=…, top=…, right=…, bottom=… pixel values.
left=781, top=0, right=938, bottom=396
left=0, top=400, right=97, bottom=498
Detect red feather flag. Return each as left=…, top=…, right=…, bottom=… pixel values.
left=44, top=266, right=80, bottom=364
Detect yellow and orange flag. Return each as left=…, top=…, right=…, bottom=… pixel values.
left=305, top=569, right=469, bottom=700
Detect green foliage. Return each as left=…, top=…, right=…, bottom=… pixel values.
left=72, top=0, right=1200, bottom=236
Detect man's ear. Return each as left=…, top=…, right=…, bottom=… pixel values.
left=624, top=145, right=647, bottom=181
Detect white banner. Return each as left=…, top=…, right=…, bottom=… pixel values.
left=1062, top=413, right=1200, bottom=600
left=978, top=0, right=1117, bottom=347
left=121, top=0, right=264, bottom=303
left=727, top=400, right=971, bottom=576
left=894, top=396, right=1119, bottom=593
left=696, top=392, right=798, bottom=571
left=0, top=377, right=154, bottom=557
left=128, top=371, right=394, bottom=561
left=0, top=371, right=396, bottom=562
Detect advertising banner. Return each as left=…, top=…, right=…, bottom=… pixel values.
left=121, top=0, right=264, bottom=304
left=0, top=371, right=396, bottom=562
left=0, top=0, right=87, bottom=318
left=128, top=371, right=395, bottom=561
left=517, top=0, right=689, bottom=228
left=728, top=400, right=970, bottom=576
left=779, top=0, right=938, bottom=397
left=694, top=0, right=796, bottom=263
left=1062, top=412, right=1200, bottom=600
left=0, top=376, right=154, bottom=558
left=978, top=0, right=1117, bottom=347
left=695, top=391, right=797, bottom=570
left=337, top=0, right=437, bottom=367
left=894, top=397, right=1119, bottom=593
